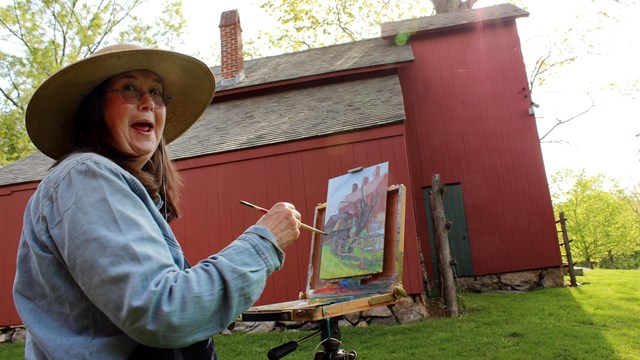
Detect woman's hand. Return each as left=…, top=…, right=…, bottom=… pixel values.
left=255, top=202, right=301, bottom=249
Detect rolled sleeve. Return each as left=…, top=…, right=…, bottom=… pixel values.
left=243, top=225, right=286, bottom=270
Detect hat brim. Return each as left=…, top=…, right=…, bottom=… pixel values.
left=26, top=47, right=215, bottom=160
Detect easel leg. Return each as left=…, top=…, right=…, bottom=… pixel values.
left=314, top=318, right=357, bottom=360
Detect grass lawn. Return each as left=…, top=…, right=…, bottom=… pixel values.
left=2, top=269, right=638, bottom=359
left=319, top=244, right=383, bottom=279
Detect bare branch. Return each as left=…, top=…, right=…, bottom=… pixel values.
left=539, top=94, right=595, bottom=142
left=528, top=41, right=577, bottom=93
left=0, top=1, right=30, bottom=52
left=45, top=3, right=69, bottom=66
left=529, top=52, right=551, bottom=93
left=90, top=0, right=144, bottom=53
left=0, top=85, right=21, bottom=109
left=536, top=55, right=577, bottom=78
left=0, top=62, right=24, bottom=110
left=460, top=0, right=479, bottom=11
left=333, top=3, right=357, bottom=41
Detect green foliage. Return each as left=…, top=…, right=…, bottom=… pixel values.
left=0, top=106, right=35, bottom=165
left=599, top=250, right=640, bottom=269
left=550, top=169, right=640, bottom=268
left=253, top=0, right=430, bottom=56
left=0, top=0, right=185, bottom=166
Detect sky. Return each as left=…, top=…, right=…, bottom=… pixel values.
left=512, top=0, right=640, bottom=189
left=171, top=0, right=640, bottom=189
left=3, top=0, right=633, bottom=187
left=0, top=0, right=633, bottom=297
left=325, top=162, right=389, bottom=217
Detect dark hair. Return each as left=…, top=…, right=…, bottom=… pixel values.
left=59, top=77, right=182, bottom=222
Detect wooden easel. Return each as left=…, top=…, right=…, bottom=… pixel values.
left=240, top=185, right=407, bottom=359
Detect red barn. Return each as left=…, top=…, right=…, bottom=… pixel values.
left=0, top=4, right=561, bottom=327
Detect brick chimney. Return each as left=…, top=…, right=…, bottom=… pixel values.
left=219, top=9, right=245, bottom=86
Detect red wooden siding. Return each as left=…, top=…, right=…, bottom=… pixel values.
left=0, top=125, right=421, bottom=326
left=399, top=22, right=561, bottom=276
left=0, top=184, right=37, bottom=326
left=0, top=16, right=559, bottom=327
left=172, top=125, right=422, bottom=306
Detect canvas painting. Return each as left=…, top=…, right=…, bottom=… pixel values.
left=319, top=162, right=389, bottom=279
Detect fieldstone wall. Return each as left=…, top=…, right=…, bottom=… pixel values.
left=0, top=326, right=26, bottom=344
left=229, top=295, right=429, bottom=335
left=230, top=267, right=565, bottom=335
left=456, top=267, right=565, bottom=293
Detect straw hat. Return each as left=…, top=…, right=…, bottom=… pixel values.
left=25, top=44, right=216, bottom=160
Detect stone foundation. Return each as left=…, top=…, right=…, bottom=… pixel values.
left=230, top=267, right=564, bottom=334
left=0, top=326, right=26, bottom=344
left=456, top=267, right=564, bottom=293
left=229, top=294, right=429, bottom=335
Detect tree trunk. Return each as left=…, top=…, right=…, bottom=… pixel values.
left=429, top=174, right=458, bottom=317
left=431, top=0, right=479, bottom=14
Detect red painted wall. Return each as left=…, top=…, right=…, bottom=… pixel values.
left=0, top=18, right=561, bottom=327
left=399, top=21, right=561, bottom=276
left=0, top=183, right=36, bottom=326
left=0, top=125, right=422, bottom=325
left=172, top=125, right=422, bottom=306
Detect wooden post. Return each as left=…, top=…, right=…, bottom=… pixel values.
left=428, top=174, right=459, bottom=317
left=558, top=212, right=577, bottom=287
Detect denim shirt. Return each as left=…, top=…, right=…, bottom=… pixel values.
left=13, top=152, right=285, bottom=359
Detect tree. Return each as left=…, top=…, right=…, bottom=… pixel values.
left=254, top=0, right=624, bottom=144
left=251, top=0, right=430, bottom=56
left=626, top=184, right=640, bottom=219
left=520, top=1, right=617, bottom=144
left=0, top=0, right=186, bottom=166
left=431, top=0, right=478, bottom=13
left=253, top=0, right=493, bottom=55
left=550, top=169, right=640, bottom=268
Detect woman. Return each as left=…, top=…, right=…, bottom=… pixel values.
left=13, top=44, right=301, bottom=359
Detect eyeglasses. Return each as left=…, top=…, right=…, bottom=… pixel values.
left=107, top=85, right=172, bottom=108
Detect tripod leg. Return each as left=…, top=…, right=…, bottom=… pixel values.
left=320, top=318, right=342, bottom=354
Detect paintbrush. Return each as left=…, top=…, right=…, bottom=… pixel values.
left=239, top=200, right=327, bottom=236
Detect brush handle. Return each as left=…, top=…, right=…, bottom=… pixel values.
left=240, top=200, right=268, bottom=213
left=239, top=200, right=327, bottom=235
left=299, top=222, right=327, bottom=236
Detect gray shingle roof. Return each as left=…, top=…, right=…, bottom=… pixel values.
left=381, top=3, right=528, bottom=39
left=0, top=152, right=53, bottom=187
left=213, top=37, right=413, bottom=91
left=0, top=75, right=404, bottom=186
left=170, top=75, right=405, bottom=160
left=1, top=36, right=411, bottom=187
left=1, top=4, right=527, bottom=187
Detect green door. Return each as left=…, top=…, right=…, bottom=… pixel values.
left=423, top=184, right=473, bottom=277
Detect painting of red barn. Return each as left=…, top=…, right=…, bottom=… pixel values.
left=320, top=162, right=389, bottom=279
